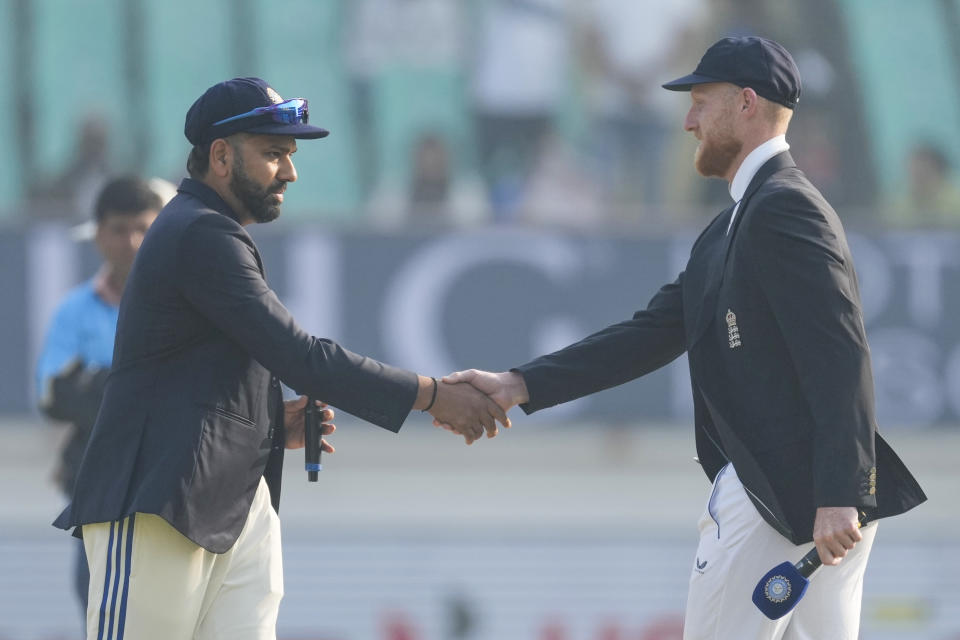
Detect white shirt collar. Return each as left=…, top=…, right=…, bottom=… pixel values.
left=729, top=135, right=790, bottom=203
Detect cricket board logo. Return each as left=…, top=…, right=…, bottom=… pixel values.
left=763, top=575, right=792, bottom=603
left=726, top=309, right=742, bottom=349
left=266, top=86, right=284, bottom=104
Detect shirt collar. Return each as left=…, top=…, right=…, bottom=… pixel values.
left=177, top=177, right=243, bottom=223
left=729, top=135, right=790, bottom=202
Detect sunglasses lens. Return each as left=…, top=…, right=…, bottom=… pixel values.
left=211, top=98, right=310, bottom=128
left=270, top=99, right=307, bottom=124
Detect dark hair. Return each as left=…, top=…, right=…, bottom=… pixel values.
left=186, top=142, right=213, bottom=178
left=94, top=176, right=164, bottom=223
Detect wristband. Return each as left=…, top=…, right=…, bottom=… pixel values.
left=422, top=376, right=439, bottom=412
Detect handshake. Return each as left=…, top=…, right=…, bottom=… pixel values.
left=419, top=369, right=531, bottom=445
left=288, top=370, right=531, bottom=454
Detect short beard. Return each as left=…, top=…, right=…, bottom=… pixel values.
left=693, top=97, right=742, bottom=179
left=229, top=153, right=284, bottom=223
left=695, top=132, right=742, bottom=178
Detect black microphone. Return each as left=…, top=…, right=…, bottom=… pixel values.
left=304, top=397, right=322, bottom=482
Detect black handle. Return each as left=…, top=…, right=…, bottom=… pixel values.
left=304, top=398, right=322, bottom=482
left=794, top=546, right=821, bottom=578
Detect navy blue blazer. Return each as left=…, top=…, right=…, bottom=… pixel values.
left=55, top=179, right=419, bottom=552
left=515, top=152, right=925, bottom=544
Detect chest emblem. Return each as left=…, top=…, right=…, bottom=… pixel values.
left=726, top=309, right=742, bottom=349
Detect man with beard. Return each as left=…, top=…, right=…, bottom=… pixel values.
left=54, top=77, right=508, bottom=640
left=441, top=38, right=925, bottom=638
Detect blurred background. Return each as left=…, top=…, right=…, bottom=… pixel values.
left=1, top=0, right=959, bottom=638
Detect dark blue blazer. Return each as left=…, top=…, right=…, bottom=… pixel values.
left=55, top=179, right=419, bottom=553
left=515, top=152, right=926, bottom=544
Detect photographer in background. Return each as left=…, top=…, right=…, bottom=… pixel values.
left=35, top=175, right=168, bottom=622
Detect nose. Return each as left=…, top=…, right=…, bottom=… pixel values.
left=278, top=155, right=297, bottom=183
left=129, top=231, right=145, bottom=251
left=683, top=108, right=697, bottom=133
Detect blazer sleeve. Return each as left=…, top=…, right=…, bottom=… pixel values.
left=175, top=214, right=417, bottom=431
left=743, top=188, right=877, bottom=509
left=515, top=276, right=686, bottom=413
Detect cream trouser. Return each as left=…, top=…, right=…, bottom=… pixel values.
left=83, top=477, right=283, bottom=640
left=683, top=464, right=877, bottom=640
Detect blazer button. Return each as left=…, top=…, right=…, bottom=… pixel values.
left=270, top=376, right=279, bottom=388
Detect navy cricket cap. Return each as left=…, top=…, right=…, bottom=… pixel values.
left=662, top=36, right=801, bottom=109
left=184, top=77, right=329, bottom=145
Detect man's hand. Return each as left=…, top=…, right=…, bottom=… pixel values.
left=441, top=369, right=529, bottom=413
left=418, top=378, right=510, bottom=445
left=283, top=395, right=336, bottom=452
left=812, top=506, right=862, bottom=566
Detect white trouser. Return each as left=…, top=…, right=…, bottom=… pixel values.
left=83, top=477, right=283, bottom=640
left=683, top=464, right=877, bottom=640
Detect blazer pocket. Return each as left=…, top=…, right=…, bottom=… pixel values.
left=187, top=405, right=268, bottom=518
left=197, top=403, right=257, bottom=430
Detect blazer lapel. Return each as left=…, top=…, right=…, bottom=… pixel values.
left=687, top=151, right=797, bottom=349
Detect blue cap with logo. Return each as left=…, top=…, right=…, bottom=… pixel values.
left=662, top=36, right=801, bottom=109
left=184, top=77, right=329, bottom=145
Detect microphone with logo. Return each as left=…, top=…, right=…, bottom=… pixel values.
left=751, top=513, right=866, bottom=619
left=751, top=545, right=820, bottom=619
left=304, top=397, right=323, bottom=481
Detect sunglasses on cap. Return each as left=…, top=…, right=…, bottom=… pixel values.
left=213, top=98, right=309, bottom=126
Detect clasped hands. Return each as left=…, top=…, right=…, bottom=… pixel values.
left=284, top=370, right=530, bottom=451
left=423, top=370, right=529, bottom=445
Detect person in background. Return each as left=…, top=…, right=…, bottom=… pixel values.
left=35, top=175, right=169, bottom=623
left=887, top=142, right=960, bottom=227
left=29, top=114, right=113, bottom=222
left=469, top=0, right=571, bottom=219
left=367, top=132, right=489, bottom=227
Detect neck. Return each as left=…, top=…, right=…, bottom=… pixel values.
left=203, top=176, right=253, bottom=225
left=725, top=129, right=785, bottom=185
left=95, top=264, right=127, bottom=306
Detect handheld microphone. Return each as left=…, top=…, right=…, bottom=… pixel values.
left=751, top=514, right=866, bottom=619
left=751, top=545, right=819, bottom=619
left=304, top=397, right=322, bottom=481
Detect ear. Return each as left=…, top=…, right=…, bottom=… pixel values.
left=740, top=87, right=760, bottom=115
left=209, top=139, right=233, bottom=178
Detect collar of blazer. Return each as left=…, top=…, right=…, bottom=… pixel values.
left=726, top=151, right=797, bottom=238
left=178, top=177, right=245, bottom=224
left=687, top=151, right=797, bottom=349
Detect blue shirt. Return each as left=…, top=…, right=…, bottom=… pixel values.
left=35, top=279, right=118, bottom=405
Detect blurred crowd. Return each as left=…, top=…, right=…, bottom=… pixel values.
left=15, top=0, right=960, bottom=230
